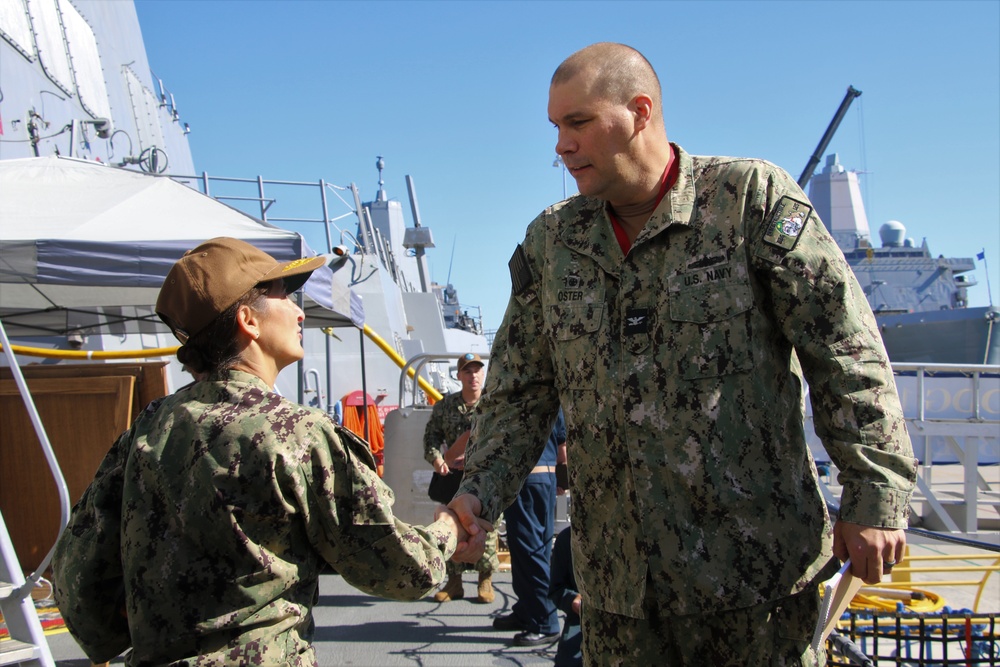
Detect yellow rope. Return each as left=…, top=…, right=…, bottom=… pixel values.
left=849, top=587, right=946, bottom=613
left=0, top=343, right=179, bottom=359
left=331, top=324, right=442, bottom=403
left=5, top=326, right=444, bottom=403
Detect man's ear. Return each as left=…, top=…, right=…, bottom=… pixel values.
left=631, top=94, right=654, bottom=131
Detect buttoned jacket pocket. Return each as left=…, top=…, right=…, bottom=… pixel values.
left=668, top=282, right=754, bottom=380
left=546, top=302, right=604, bottom=389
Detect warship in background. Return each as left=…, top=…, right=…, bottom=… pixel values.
left=808, top=153, right=998, bottom=365
left=0, top=0, right=488, bottom=412
left=0, top=3, right=996, bottom=663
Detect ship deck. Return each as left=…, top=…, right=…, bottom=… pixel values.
left=41, top=535, right=1000, bottom=667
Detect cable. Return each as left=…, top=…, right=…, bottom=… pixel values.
left=0, top=123, right=70, bottom=143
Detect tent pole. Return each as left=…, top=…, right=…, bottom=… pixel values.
left=360, top=328, right=369, bottom=442
left=296, top=291, right=305, bottom=405
left=325, top=333, right=333, bottom=417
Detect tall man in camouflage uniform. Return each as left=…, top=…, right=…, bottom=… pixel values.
left=423, top=352, right=500, bottom=603
left=450, top=43, right=917, bottom=666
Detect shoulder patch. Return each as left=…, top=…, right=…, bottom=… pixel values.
left=762, top=196, right=811, bottom=252
left=508, top=244, right=534, bottom=296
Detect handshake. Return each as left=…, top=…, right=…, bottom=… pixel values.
left=433, top=493, right=493, bottom=563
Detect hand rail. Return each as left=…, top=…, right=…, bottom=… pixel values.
left=398, top=352, right=491, bottom=409
left=0, top=318, right=71, bottom=599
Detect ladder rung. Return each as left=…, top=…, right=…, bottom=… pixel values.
left=0, top=639, right=40, bottom=666
left=0, top=580, right=13, bottom=600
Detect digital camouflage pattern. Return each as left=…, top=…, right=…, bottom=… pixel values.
left=423, top=391, right=499, bottom=577
left=582, top=584, right=824, bottom=666
left=423, top=391, right=478, bottom=467
left=52, top=370, right=457, bottom=666
left=459, top=144, right=916, bottom=620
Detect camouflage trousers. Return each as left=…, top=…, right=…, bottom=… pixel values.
left=581, top=586, right=825, bottom=667
left=446, top=529, right=499, bottom=577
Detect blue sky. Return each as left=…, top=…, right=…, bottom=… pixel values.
left=134, top=0, right=1000, bottom=333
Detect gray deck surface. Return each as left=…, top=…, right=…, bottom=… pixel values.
left=40, top=536, right=1000, bottom=667
left=44, top=569, right=559, bottom=666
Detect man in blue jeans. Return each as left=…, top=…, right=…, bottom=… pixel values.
left=492, top=410, right=565, bottom=646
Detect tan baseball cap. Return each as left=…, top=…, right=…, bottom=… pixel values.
left=156, top=237, right=327, bottom=343
left=457, top=352, right=484, bottom=372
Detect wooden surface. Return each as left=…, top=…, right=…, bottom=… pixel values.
left=0, top=362, right=169, bottom=572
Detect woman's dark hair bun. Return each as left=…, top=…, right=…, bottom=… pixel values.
left=176, top=344, right=209, bottom=375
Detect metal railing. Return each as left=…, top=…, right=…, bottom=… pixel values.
left=812, top=362, right=1000, bottom=539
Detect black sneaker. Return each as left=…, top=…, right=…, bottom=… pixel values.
left=512, top=631, right=559, bottom=647
left=492, top=612, right=526, bottom=631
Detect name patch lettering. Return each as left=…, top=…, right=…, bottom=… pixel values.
left=682, top=265, right=733, bottom=287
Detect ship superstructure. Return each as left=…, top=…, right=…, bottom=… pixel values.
left=808, top=153, right=998, bottom=365
left=0, top=0, right=193, bottom=174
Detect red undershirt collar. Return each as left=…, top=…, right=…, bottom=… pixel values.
left=610, top=146, right=678, bottom=255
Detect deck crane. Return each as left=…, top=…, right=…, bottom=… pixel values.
left=798, top=86, right=862, bottom=189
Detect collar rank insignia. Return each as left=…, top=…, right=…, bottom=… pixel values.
left=624, top=307, right=651, bottom=335
left=763, top=196, right=812, bottom=252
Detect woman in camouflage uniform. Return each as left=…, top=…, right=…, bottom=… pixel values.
left=53, top=237, right=476, bottom=666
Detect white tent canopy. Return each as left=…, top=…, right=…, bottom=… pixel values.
left=0, top=156, right=361, bottom=337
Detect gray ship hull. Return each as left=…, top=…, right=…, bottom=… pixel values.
left=875, top=305, right=1000, bottom=365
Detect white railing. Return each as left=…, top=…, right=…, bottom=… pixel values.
left=811, top=363, right=1000, bottom=539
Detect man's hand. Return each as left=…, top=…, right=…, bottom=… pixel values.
left=448, top=493, right=493, bottom=563
left=433, top=458, right=449, bottom=475
left=833, top=520, right=906, bottom=585
left=443, top=431, right=470, bottom=470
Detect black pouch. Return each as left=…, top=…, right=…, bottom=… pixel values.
left=556, top=462, right=569, bottom=489
left=428, top=470, right=463, bottom=503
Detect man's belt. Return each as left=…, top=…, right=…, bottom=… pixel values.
left=529, top=465, right=556, bottom=475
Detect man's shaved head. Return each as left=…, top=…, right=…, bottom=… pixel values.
left=551, top=42, right=662, bottom=116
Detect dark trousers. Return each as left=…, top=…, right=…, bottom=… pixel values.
left=504, top=474, right=559, bottom=634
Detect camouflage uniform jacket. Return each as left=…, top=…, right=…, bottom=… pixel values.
left=423, top=390, right=478, bottom=466
left=459, top=144, right=917, bottom=619
left=422, top=390, right=500, bottom=576
left=52, top=370, right=457, bottom=666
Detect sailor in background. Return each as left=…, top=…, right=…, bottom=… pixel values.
left=549, top=526, right=583, bottom=667
left=491, top=409, right=566, bottom=646
left=423, top=352, right=500, bottom=603
left=450, top=43, right=916, bottom=665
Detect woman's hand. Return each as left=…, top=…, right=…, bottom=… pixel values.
left=434, top=504, right=468, bottom=544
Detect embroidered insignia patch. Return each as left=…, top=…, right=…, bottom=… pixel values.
left=508, top=244, right=534, bottom=296
left=763, top=196, right=812, bottom=252
left=281, top=257, right=315, bottom=272
left=624, top=307, right=651, bottom=335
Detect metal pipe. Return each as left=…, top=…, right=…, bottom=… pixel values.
left=0, top=318, right=71, bottom=599
left=363, top=325, right=442, bottom=403
left=320, top=179, right=333, bottom=253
